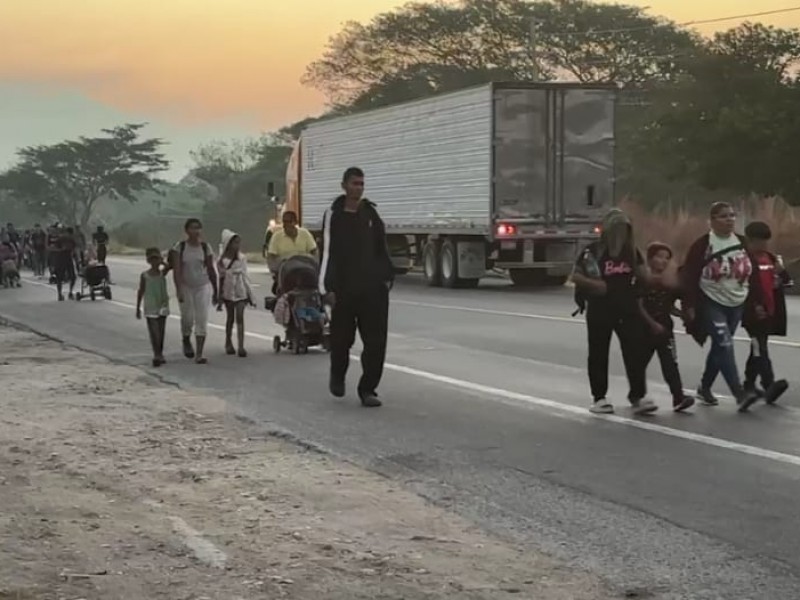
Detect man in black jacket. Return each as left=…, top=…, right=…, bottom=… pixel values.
left=320, top=167, right=394, bottom=407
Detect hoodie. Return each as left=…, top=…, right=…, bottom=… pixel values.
left=319, top=196, right=393, bottom=296
left=218, top=229, right=252, bottom=303
left=574, top=209, right=643, bottom=315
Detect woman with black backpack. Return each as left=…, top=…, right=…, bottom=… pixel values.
left=169, top=218, right=218, bottom=364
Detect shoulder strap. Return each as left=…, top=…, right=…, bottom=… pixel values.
left=703, top=242, right=744, bottom=268
left=178, top=240, right=210, bottom=261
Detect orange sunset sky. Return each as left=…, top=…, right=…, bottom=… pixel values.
left=1, top=0, right=799, bottom=178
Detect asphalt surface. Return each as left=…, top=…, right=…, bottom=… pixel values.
left=3, top=257, right=800, bottom=599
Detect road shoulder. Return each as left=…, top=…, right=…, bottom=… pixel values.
left=0, top=325, right=612, bottom=600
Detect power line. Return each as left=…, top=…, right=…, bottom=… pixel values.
left=550, top=5, right=800, bottom=38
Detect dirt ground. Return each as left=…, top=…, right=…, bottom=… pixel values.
left=0, top=325, right=613, bottom=600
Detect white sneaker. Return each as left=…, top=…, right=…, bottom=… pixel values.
left=633, top=398, right=658, bottom=415
left=590, top=399, right=614, bottom=414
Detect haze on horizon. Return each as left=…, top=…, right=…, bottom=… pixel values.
left=1, top=0, right=798, bottom=179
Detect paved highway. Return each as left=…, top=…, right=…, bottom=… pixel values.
left=3, top=257, right=800, bottom=599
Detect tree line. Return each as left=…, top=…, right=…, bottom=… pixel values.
left=3, top=0, right=800, bottom=235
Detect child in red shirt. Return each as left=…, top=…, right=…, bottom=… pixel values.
left=741, top=221, right=791, bottom=409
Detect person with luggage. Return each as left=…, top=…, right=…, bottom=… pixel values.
left=319, top=167, right=394, bottom=408
left=572, top=208, right=665, bottom=416
left=136, top=247, right=170, bottom=367
left=682, top=202, right=761, bottom=411
left=217, top=229, right=254, bottom=358
left=740, top=221, right=791, bottom=409
left=170, top=218, right=218, bottom=364
left=637, top=242, right=695, bottom=412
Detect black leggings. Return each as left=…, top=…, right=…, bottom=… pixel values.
left=146, top=316, right=167, bottom=357
left=586, top=305, right=647, bottom=402
left=643, top=331, right=684, bottom=402
left=745, top=334, right=774, bottom=390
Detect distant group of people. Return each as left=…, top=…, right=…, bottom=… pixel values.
left=573, top=202, right=791, bottom=416
left=0, top=221, right=110, bottom=298
left=133, top=167, right=393, bottom=408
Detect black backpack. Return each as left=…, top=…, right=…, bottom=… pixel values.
left=572, top=243, right=601, bottom=317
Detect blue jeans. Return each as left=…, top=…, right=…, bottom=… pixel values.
left=700, top=299, right=744, bottom=394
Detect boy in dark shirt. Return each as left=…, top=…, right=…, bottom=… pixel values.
left=741, top=221, right=790, bottom=409
left=638, top=243, right=695, bottom=412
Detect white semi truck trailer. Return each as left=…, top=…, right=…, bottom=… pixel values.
left=282, top=82, right=615, bottom=288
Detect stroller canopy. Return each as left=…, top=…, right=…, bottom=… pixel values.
left=278, top=255, right=319, bottom=293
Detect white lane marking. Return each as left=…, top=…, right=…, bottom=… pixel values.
left=168, top=516, right=228, bottom=569
left=381, top=363, right=800, bottom=468
left=393, top=299, right=800, bottom=349
left=17, top=281, right=800, bottom=470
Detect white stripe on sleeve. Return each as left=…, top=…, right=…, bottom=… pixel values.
left=318, top=208, right=332, bottom=295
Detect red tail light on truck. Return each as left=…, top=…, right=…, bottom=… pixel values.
left=496, top=223, right=517, bottom=236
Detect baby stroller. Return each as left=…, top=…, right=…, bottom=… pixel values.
left=268, top=255, right=330, bottom=354
left=75, top=262, right=112, bottom=301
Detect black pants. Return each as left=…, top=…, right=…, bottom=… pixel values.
left=586, top=305, right=647, bottom=402
left=146, top=316, right=167, bottom=357
left=54, top=254, right=76, bottom=286
left=32, top=248, right=46, bottom=276
left=643, top=330, right=684, bottom=403
left=330, top=285, right=389, bottom=395
left=97, top=244, right=107, bottom=264
left=745, top=334, right=774, bottom=390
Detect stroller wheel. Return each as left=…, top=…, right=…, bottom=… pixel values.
left=321, top=335, right=331, bottom=352
left=273, top=335, right=282, bottom=353
left=90, top=290, right=95, bottom=301
left=75, top=293, right=82, bottom=301
left=103, top=287, right=112, bottom=300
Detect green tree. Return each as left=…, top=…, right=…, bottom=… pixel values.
left=190, top=134, right=293, bottom=245
left=626, top=23, right=800, bottom=204
left=0, top=124, right=168, bottom=228
left=303, top=0, right=700, bottom=108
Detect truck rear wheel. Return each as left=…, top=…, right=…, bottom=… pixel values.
left=422, top=241, right=442, bottom=287
left=440, top=240, right=458, bottom=288
left=441, top=239, right=480, bottom=289
left=509, top=269, right=548, bottom=287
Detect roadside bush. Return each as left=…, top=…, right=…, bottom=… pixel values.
left=621, top=196, right=800, bottom=262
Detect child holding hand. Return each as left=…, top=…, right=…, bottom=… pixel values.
left=638, top=242, right=695, bottom=412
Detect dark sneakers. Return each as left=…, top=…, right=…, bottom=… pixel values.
left=764, top=380, right=789, bottom=405
left=359, top=391, right=383, bottom=408
left=182, top=337, right=195, bottom=359
left=673, top=395, right=695, bottom=413
left=736, top=389, right=761, bottom=413
left=696, top=388, right=719, bottom=406
left=329, top=377, right=382, bottom=407
left=329, top=377, right=346, bottom=398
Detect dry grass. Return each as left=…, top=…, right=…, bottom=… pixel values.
left=621, top=197, right=800, bottom=262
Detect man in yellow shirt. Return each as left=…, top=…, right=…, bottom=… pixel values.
left=267, top=210, right=317, bottom=293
